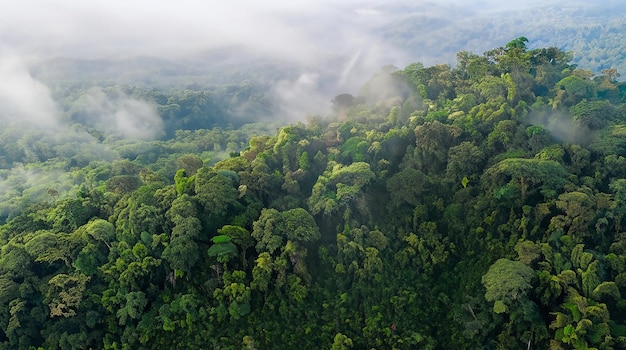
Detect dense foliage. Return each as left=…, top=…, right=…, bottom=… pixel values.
left=3, top=38, right=626, bottom=349
left=0, top=80, right=280, bottom=224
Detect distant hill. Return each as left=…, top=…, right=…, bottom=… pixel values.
left=378, top=0, right=626, bottom=76
left=31, top=1, right=626, bottom=90
left=31, top=47, right=300, bottom=88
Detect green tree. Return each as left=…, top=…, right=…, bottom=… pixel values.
left=482, top=158, right=568, bottom=202
left=570, top=99, right=617, bottom=130
left=553, top=75, right=596, bottom=107
left=331, top=333, right=353, bottom=350
left=308, top=162, right=374, bottom=219
left=162, top=195, right=202, bottom=275
left=482, top=258, right=536, bottom=313
left=176, top=154, right=204, bottom=175
left=413, top=121, right=461, bottom=174
left=195, top=167, right=240, bottom=220
left=46, top=273, right=90, bottom=318
left=218, top=225, right=254, bottom=267
left=207, top=235, right=238, bottom=264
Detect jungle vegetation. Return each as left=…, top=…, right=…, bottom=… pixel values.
left=2, top=38, right=626, bottom=349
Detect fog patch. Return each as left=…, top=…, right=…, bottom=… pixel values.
left=528, top=111, right=595, bottom=145
left=0, top=166, right=77, bottom=223
left=0, top=53, right=60, bottom=129
left=358, top=66, right=412, bottom=105
left=113, top=99, right=163, bottom=139
left=273, top=73, right=331, bottom=120
left=70, top=88, right=164, bottom=140
left=270, top=39, right=410, bottom=120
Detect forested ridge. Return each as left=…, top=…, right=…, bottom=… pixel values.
left=3, top=38, right=626, bottom=349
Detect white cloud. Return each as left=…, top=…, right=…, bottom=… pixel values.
left=274, top=72, right=330, bottom=119
left=0, top=53, right=59, bottom=128
left=68, top=87, right=164, bottom=140
left=112, top=98, right=164, bottom=140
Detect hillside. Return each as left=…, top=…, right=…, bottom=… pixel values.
left=1, top=38, right=626, bottom=349
left=379, top=0, right=626, bottom=76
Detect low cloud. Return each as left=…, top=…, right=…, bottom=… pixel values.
left=0, top=52, right=164, bottom=142
left=528, top=111, right=594, bottom=145
left=0, top=165, right=79, bottom=222
left=113, top=99, right=164, bottom=140
left=1, top=1, right=414, bottom=121
left=0, top=53, right=59, bottom=128
left=0, top=53, right=164, bottom=222
left=70, top=88, right=164, bottom=140
left=274, top=73, right=330, bottom=119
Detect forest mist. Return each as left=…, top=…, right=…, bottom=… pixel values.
left=3, top=1, right=626, bottom=349
left=0, top=0, right=624, bottom=215
left=2, top=0, right=617, bottom=124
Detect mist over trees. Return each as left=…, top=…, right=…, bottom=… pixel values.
left=2, top=36, right=626, bottom=349
left=2, top=1, right=626, bottom=349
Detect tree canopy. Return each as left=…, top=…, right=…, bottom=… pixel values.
left=2, top=38, right=626, bottom=349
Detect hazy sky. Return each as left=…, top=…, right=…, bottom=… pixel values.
left=0, top=1, right=549, bottom=61
left=1, top=1, right=396, bottom=60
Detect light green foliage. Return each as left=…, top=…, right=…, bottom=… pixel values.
left=219, top=225, right=253, bottom=249
left=331, top=333, right=353, bottom=350
left=252, top=209, right=284, bottom=254
left=461, top=176, right=470, bottom=188
left=340, top=137, right=369, bottom=162
left=308, top=161, right=374, bottom=217
left=0, top=243, right=33, bottom=278
left=571, top=99, right=617, bottom=129
left=117, top=291, right=148, bottom=325
left=553, top=75, right=596, bottom=107
left=174, top=169, right=194, bottom=196
left=591, top=281, right=621, bottom=303
left=482, top=258, right=536, bottom=309
left=251, top=252, right=273, bottom=292
left=515, top=240, right=542, bottom=266
left=81, top=219, right=115, bottom=248
left=207, top=235, right=238, bottom=263
left=218, top=225, right=253, bottom=267
left=252, top=207, right=320, bottom=255
left=328, top=162, right=375, bottom=189
left=282, top=208, right=320, bottom=243
left=299, top=151, right=310, bottom=170
left=46, top=273, right=90, bottom=318
left=47, top=198, right=94, bottom=233
left=493, top=300, right=507, bottom=314
left=553, top=192, right=596, bottom=242
left=25, top=231, right=71, bottom=265
left=581, top=261, right=601, bottom=297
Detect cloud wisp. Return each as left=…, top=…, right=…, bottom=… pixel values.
left=0, top=53, right=60, bottom=129
left=69, top=87, right=164, bottom=140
